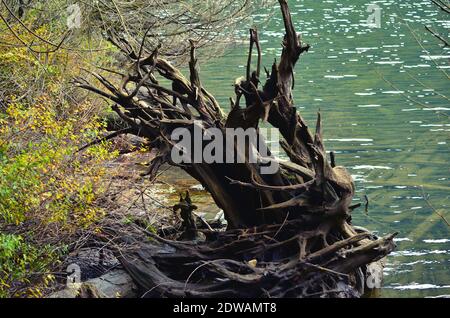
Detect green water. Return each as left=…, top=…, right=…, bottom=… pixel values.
left=192, top=0, right=449, bottom=298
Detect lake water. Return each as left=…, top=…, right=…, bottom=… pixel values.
left=187, top=0, right=449, bottom=298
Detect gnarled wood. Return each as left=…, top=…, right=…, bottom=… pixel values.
left=79, top=0, right=396, bottom=298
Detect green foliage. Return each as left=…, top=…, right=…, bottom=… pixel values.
left=0, top=95, right=117, bottom=298
left=0, top=97, right=118, bottom=227
left=0, top=4, right=117, bottom=107
left=0, top=8, right=119, bottom=297
left=0, top=234, right=57, bottom=298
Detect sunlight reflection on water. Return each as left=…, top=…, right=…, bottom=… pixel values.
left=165, top=0, right=450, bottom=298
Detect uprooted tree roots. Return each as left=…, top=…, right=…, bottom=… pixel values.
left=77, top=0, right=397, bottom=298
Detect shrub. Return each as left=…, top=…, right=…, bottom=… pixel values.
left=0, top=96, right=118, bottom=227
left=0, top=9, right=118, bottom=297
left=0, top=233, right=57, bottom=298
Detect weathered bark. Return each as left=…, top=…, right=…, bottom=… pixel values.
left=77, top=0, right=396, bottom=298
left=98, top=218, right=393, bottom=298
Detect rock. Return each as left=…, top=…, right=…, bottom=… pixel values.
left=48, top=270, right=137, bottom=298
left=80, top=270, right=138, bottom=298
left=190, top=184, right=205, bottom=191
left=65, top=247, right=120, bottom=281
left=112, top=134, right=149, bottom=154
left=212, top=210, right=227, bottom=226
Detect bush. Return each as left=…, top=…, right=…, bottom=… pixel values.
left=0, top=234, right=57, bottom=298
left=0, top=8, right=118, bottom=297
left=0, top=96, right=117, bottom=227
left=0, top=94, right=118, bottom=297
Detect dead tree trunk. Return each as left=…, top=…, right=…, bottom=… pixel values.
left=77, top=0, right=396, bottom=298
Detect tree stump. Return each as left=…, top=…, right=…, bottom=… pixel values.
left=78, top=0, right=397, bottom=298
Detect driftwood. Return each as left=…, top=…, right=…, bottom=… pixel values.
left=78, top=0, right=396, bottom=298
left=173, top=191, right=198, bottom=240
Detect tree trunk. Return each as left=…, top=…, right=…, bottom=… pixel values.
left=77, top=0, right=396, bottom=298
